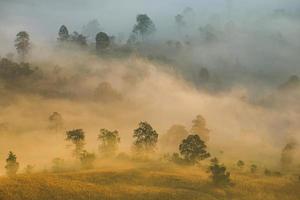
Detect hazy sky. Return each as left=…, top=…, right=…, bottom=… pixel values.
left=0, top=0, right=299, bottom=48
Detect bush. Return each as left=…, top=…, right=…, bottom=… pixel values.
left=209, top=158, right=231, bottom=186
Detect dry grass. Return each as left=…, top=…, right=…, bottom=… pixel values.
left=0, top=163, right=299, bottom=200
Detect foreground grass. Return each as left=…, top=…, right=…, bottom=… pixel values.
left=0, top=163, right=299, bottom=200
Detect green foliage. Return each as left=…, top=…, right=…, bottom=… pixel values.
left=5, top=151, right=19, bottom=176
left=80, top=150, right=96, bottom=169
left=133, top=122, right=158, bottom=156
left=98, top=129, right=120, bottom=157
left=66, top=129, right=85, bottom=158
left=96, top=32, right=110, bottom=50
left=15, top=31, right=30, bottom=60
left=132, top=14, right=156, bottom=41
left=179, top=135, right=210, bottom=165
left=209, top=157, right=231, bottom=186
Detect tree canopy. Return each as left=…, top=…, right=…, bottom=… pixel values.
left=179, top=134, right=210, bottom=164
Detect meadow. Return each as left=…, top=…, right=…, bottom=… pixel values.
left=0, top=161, right=299, bottom=200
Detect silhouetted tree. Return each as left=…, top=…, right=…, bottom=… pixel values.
left=15, top=31, right=30, bottom=61
left=98, top=129, right=120, bottom=157
left=133, top=122, right=158, bottom=156
left=58, top=25, right=69, bottom=41
left=250, top=164, right=257, bottom=173
left=190, top=115, right=210, bottom=142
left=280, top=141, right=297, bottom=170
left=48, top=112, right=63, bottom=132
left=237, top=160, right=245, bottom=168
left=96, top=32, right=110, bottom=51
left=5, top=151, right=19, bottom=176
left=80, top=150, right=96, bottom=169
left=132, top=14, right=156, bottom=41
left=70, top=31, right=87, bottom=47
left=175, top=14, right=186, bottom=35
left=209, top=157, right=231, bottom=186
left=66, top=129, right=85, bottom=158
left=179, top=135, right=210, bottom=164
left=199, top=67, right=210, bottom=83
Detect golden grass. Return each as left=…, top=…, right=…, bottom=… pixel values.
left=0, top=163, right=299, bottom=200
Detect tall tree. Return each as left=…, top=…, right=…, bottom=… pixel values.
left=15, top=31, right=30, bottom=61
left=66, top=129, right=85, bottom=158
left=48, top=112, right=63, bottom=132
left=82, top=19, right=101, bottom=39
left=58, top=25, right=69, bottom=41
left=79, top=150, right=96, bottom=169
left=5, top=151, right=19, bottom=176
left=133, top=122, right=158, bottom=156
left=98, top=129, right=120, bottom=157
left=96, top=32, right=110, bottom=51
left=175, top=14, right=186, bottom=36
left=132, top=14, right=156, bottom=41
left=179, top=135, right=210, bottom=164
left=160, top=125, right=188, bottom=153
left=190, top=115, right=210, bottom=142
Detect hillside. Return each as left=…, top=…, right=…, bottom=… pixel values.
left=0, top=163, right=299, bottom=200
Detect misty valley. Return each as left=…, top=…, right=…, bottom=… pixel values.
left=0, top=1, right=300, bottom=200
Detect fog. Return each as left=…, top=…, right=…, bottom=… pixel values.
left=0, top=0, right=300, bottom=174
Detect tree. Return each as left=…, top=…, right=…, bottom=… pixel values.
left=199, top=67, right=210, bottom=83
left=280, top=141, right=297, bottom=170
left=66, top=129, right=85, bottom=158
left=94, top=82, right=122, bottom=103
left=237, top=160, right=245, bottom=168
left=179, top=135, right=210, bottom=164
left=250, top=164, right=257, bottom=173
left=190, top=115, right=210, bottom=142
left=48, top=112, right=63, bottom=132
left=82, top=19, right=102, bottom=39
left=160, top=125, right=189, bottom=153
left=15, top=31, right=30, bottom=61
left=5, top=151, right=19, bottom=176
left=133, top=122, right=158, bottom=156
left=132, top=14, right=156, bottom=41
left=79, top=150, right=96, bottom=169
left=175, top=14, right=186, bottom=35
left=98, top=129, right=120, bottom=157
left=58, top=25, right=69, bottom=41
left=70, top=31, right=87, bottom=47
left=209, top=157, right=231, bottom=186
left=96, top=32, right=110, bottom=51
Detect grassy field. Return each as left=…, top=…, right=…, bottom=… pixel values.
left=0, top=162, right=299, bottom=200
